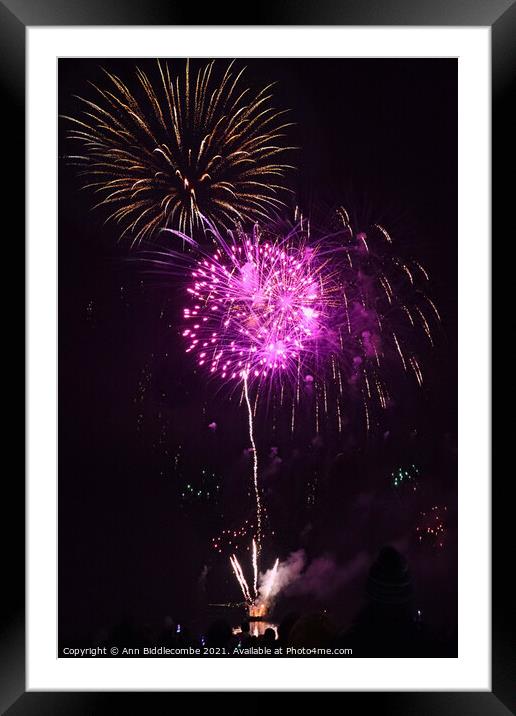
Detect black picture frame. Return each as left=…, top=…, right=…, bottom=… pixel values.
left=2, top=0, right=509, bottom=711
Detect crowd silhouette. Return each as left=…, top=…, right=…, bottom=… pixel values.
left=75, top=546, right=455, bottom=657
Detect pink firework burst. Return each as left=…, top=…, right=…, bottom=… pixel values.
left=182, top=223, right=340, bottom=393
left=144, top=210, right=439, bottom=436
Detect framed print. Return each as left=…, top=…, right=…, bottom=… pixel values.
left=2, top=0, right=511, bottom=710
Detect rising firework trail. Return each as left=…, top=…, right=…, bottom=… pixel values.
left=252, top=528, right=259, bottom=594
left=244, top=372, right=262, bottom=548
left=63, top=59, right=295, bottom=245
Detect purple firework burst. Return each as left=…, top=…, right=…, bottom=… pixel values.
left=182, top=223, right=340, bottom=391
left=148, top=212, right=438, bottom=435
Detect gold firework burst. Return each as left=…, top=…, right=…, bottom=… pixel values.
left=63, top=59, right=296, bottom=246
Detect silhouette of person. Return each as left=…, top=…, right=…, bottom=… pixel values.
left=339, top=546, right=430, bottom=656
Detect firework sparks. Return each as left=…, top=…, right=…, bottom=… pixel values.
left=391, top=464, right=420, bottom=493
left=180, top=220, right=341, bottom=558
left=178, top=217, right=339, bottom=540
left=140, top=212, right=439, bottom=586
left=64, top=60, right=295, bottom=245
left=230, top=553, right=253, bottom=604
left=176, top=214, right=438, bottom=437
left=415, top=505, right=448, bottom=550
left=181, top=221, right=340, bottom=399
left=211, top=521, right=255, bottom=555
left=230, top=539, right=280, bottom=614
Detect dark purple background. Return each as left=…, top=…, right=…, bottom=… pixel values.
left=58, top=59, right=457, bottom=648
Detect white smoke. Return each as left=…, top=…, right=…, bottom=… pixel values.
left=258, top=550, right=305, bottom=604
left=288, top=552, right=368, bottom=598
left=258, top=550, right=369, bottom=605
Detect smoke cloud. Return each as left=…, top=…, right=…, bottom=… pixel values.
left=288, top=552, right=368, bottom=599
left=258, top=550, right=369, bottom=605
left=258, top=550, right=305, bottom=603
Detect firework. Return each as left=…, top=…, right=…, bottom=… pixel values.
left=180, top=218, right=343, bottom=545
left=391, top=464, right=420, bottom=492
left=181, top=221, right=340, bottom=396
left=415, top=505, right=448, bottom=549
left=179, top=467, right=221, bottom=504
left=230, top=539, right=279, bottom=615
left=178, top=213, right=438, bottom=436
left=64, top=60, right=295, bottom=245
left=325, top=209, right=439, bottom=434
left=144, top=214, right=439, bottom=602
left=230, top=553, right=253, bottom=604
left=211, top=520, right=255, bottom=555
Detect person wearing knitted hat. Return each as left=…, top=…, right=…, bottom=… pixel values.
left=338, top=546, right=433, bottom=656
left=366, top=546, right=413, bottom=606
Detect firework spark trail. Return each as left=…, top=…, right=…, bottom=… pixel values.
left=363, top=390, right=370, bottom=433
left=230, top=554, right=252, bottom=603
left=410, top=356, right=424, bottom=386
left=64, top=59, right=295, bottom=245
left=230, top=544, right=279, bottom=611
left=374, top=223, right=393, bottom=244
left=424, top=296, right=441, bottom=322
left=415, top=306, right=434, bottom=346
left=252, top=537, right=259, bottom=598
left=414, top=259, right=430, bottom=281
left=401, top=305, right=415, bottom=326
left=244, top=373, right=262, bottom=550
left=392, top=331, right=407, bottom=372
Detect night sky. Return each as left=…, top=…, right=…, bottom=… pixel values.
left=58, top=59, right=457, bottom=649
